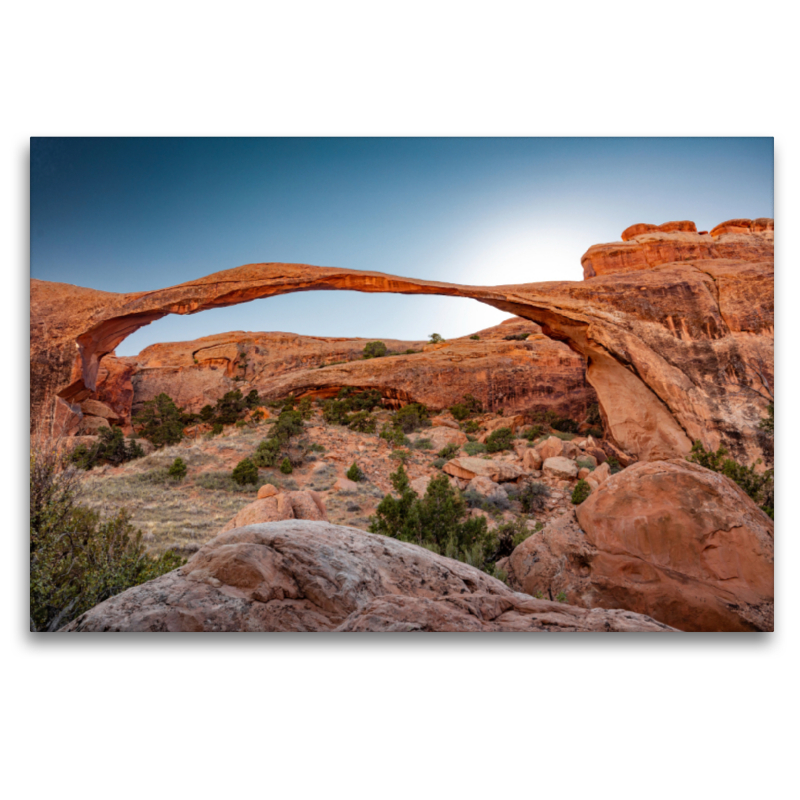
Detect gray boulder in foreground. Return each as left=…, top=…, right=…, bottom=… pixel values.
left=61, top=520, right=675, bottom=632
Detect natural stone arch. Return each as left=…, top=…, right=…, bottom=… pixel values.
left=30, top=254, right=772, bottom=463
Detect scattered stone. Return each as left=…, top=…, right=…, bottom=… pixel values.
left=443, top=456, right=526, bottom=483
left=542, top=456, right=579, bottom=480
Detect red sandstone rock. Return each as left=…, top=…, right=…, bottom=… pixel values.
left=30, top=219, right=773, bottom=466
left=443, top=457, right=526, bottom=483
left=60, top=520, right=674, bottom=632
left=542, top=456, right=578, bottom=480
left=219, top=490, right=327, bottom=533
left=506, top=460, right=774, bottom=631
left=522, top=448, right=543, bottom=471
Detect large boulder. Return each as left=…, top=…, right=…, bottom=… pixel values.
left=507, top=460, right=774, bottom=631
left=443, top=457, right=526, bottom=483
left=61, top=520, right=675, bottom=632
left=542, top=456, right=579, bottom=480
left=536, top=436, right=565, bottom=460
left=413, top=426, right=468, bottom=451
left=219, top=490, right=326, bottom=532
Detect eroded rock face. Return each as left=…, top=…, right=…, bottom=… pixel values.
left=443, top=457, right=526, bottom=483
left=97, top=318, right=594, bottom=428
left=31, top=218, right=773, bottom=466
left=506, top=460, right=774, bottom=631
left=60, top=520, right=675, bottom=632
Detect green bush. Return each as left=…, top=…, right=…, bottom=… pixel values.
left=438, top=443, right=460, bottom=460
left=280, top=457, right=293, bottom=475
left=552, top=417, right=579, bottom=434
left=759, top=403, right=774, bottom=436
left=245, top=389, right=262, bottom=409
left=413, top=438, right=433, bottom=450
left=214, top=389, right=247, bottom=425
left=688, top=441, right=774, bottom=518
left=298, top=397, right=313, bottom=420
left=449, top=394, right=483, bottom=421
left=503, top=332, right=530, bottom=341
left=363, top=341, right=388, bottom=359
left=586, top=402, right=603, bottom=429
left=432, top=457, right=447, bottom=469
left=462, top=420, right=480, bottom=435
left=470, top=334, right=480, bottom=340
left=348, top=411, right=376, bottom=433
left=576, top=458, right=595, bottom=471
left=369, top=467, right=494, bottom=571
left=132, top=393, right=185, bottom=447
left=463, top=441, right=487, bottom=456
left=571, top=479, right=591, bottom=504
left=346, top=463, right=364, bottom=482
left=393, top=403, right=430, bottom=433
left=522, top=424, right=543, bottom=442
left=200, top=404, right=214, bottom=421
left=485, top=427, right=514, bottom=453
left=390, top=449, right=410, bottom=463
left=491, top=517, right=538, bottom=561
left=211, top=422, right=224, bottom=436
left=606, top=456, right=622, bottom=474
left=518, top=481, right=550, bottom=513
left=168, top=457, right=187, bottom=481
left=70, top=426, right=145, bottom=470
left=550, top=430, right=576, bottom=441
left=30, top=442, right=183, bottom=632
left=380, top=424, right=408, bottom=448
left=271, top=409, right=305, bottom=442
left=196, top=472, right=260, bottom=493
left=232, top=458, right=259, bottom=486
left=428, top=333, right=445, bottom=344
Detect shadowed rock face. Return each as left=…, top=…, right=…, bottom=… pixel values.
left=506, top=460, right=774, bottom=632
left=60, top=520, right=675, bottom=632
left=95, top=317, right=595, bottom=426
left=30, top=219, right=773, bottom=464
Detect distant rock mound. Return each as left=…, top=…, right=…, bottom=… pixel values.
left=60, top=520, right=674, bottom=632
left=506, top=460, right=774, bottom=632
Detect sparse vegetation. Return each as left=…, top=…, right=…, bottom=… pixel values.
left=571, top=479, right=591, bottom=504
left=280, top=457, right=293, bottom=475
left=232, top=458, right=259, bottom=486
left=688, top=441, right=774, bottom=518
left=551, top=416, right=579, bottom=434
left=437, top=443, right=460, bottom=460
left=132, top=392, right=185, bottom=447
left=463, top=441, right=487, bottom=456
left=485, top=427, right=514, bottom=453
left=470, top=334, right=480, bottom=340
left=449, top=394, right=483, bottom=421
left=428, top=333, right=445, bottom=344
left=362, top=341, right=387, bottom=359
left=168, top=457, right=187, bottom=481
left=413, top=438, right=433, bottom=450
left=70, top=426, right=145, bottom=470
left=346, top=463, right=364, bottom=482
left=518, top=481, right=550, bottom=513
left=461, top=419, right=481, bottom=435
left=392, top=402, right=431, bottom=433
left=30, top=439, right=183, bottom=632
left=348, top=411, right=376, bottom=433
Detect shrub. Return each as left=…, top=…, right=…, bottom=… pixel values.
left=586, top=402, right=603, bottom=429
left=363, top=341, right=387, bottom=359
left=70, top=426, right=145, bottom=470
left=214, top=389, right=247, bottom=425
left=393, top=403, right=430, bottom=433
left=576, top=458, right=595, bottom=471
left=428, top=333, right=445, bottom=344
left=470, top=334, right=480, bottom=340
left=245, top=389, right=262, bottom=409
left=168, top=457, right=187, bottom=481
left=585, top=427, right=604, bottom=439
left=485, top=427, right=514, bottom=453
left=413, top=438, right=433, bottom=450
left=552, top=417, right=579, bottom=433
left=522, top=424, right=543, bottom=442
left=688, top=441, right=774, bottom=518
left=449, top=394, right=483, bottom=421
left=606, top=456, right=622, bottom=474
left=346, top=463, right=364, bottom=482
left=462, top=420, right=480, bottom=434
left=463, top=441, right=487, bottom=456
left=348, top=411, right=376, bottom=433
left=491, top=517, right=537, bottom=560
left=438, top=443, right=460, bottom=460
left=298, top=397, right=313, bottom=420
left=759, top=403, right=774, bottom=436
left=232, top=458, right=259, bottom=486
left=235, top=420, right=246, bottom=428
left=432, top=457, right=447, bottom=469
left=200, top=405, right=214, bottom=421
left=550, top=430, right=576, bottom=441
left=30, top=440, right=183, bottom=631
left=380, top=424, right=408, bottom=448
left=322, top=398, right=350, bottom=426
left=518, top=481, right=550, bottom=513
left=280, top=457, right=293, bottom=475
left=556, top=591, right=568, bottom=603
left=132, top=393, right=185, bottom=447
left=196, top=472, right=260, bottom=493
left=390, top=449, right=410, bottom=463
left=211, top=422, right=224, bottom=436
left=271, top=409, right=304, bottom=442
left=571, top=479, right=591, bottom=504
left=369, top=467, right=492, bottom=564
left=503, top=332, right=530, bottom=341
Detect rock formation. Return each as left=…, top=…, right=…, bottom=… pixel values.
left=30, top=218, right=773, bottom=465
left=92, top=317, right=595, bottom=427
left=60, top=520, right=675, bottom=632
left=506, top=460, right=774, bottom=632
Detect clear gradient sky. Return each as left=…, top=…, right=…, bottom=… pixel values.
left=30, top=137, right=773, bottom=356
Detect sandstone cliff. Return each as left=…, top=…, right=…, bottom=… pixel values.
left=30, top=218, right=773, bottom=465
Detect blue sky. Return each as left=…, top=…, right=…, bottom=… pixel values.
left=30, top=137, right=773, bottom=355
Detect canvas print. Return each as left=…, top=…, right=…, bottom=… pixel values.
left=29, top=137, right=774, bottom=632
